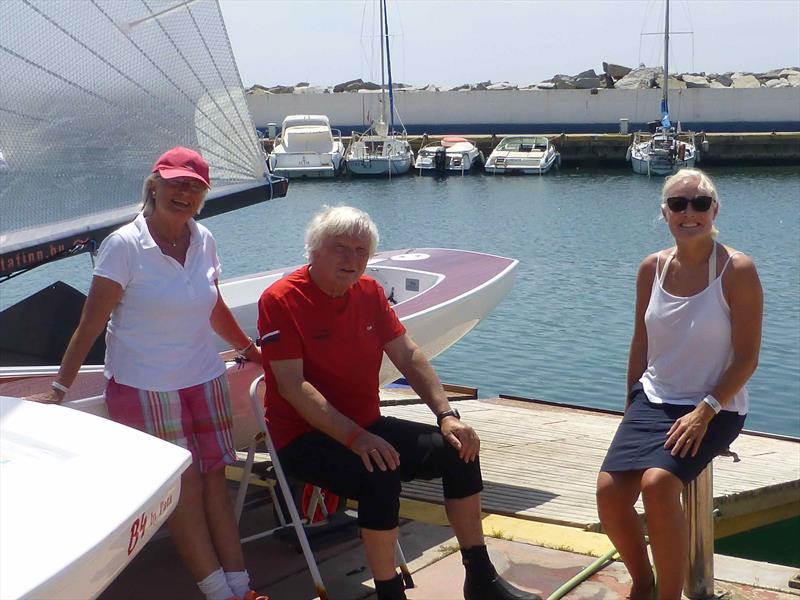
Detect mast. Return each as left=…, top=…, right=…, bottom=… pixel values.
left=382, top=0, right=396, bottom=133
left=661, top=0, right=670, bottom=127
left=378, top=0, right=386, bottom=128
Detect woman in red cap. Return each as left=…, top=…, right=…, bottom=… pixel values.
left=32, top=147, right=267, bottom=600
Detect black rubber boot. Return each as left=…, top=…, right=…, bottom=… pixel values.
left=461, top=545, right=542, bottom=600
left=375, top=572, right=407, bottom=600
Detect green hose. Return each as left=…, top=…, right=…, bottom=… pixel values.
left=546, top=546, right=620, bottom=600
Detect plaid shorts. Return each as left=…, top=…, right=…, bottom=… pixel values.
left=105, top=373, right=236, bottom=473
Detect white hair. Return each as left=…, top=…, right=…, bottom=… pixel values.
left=304, top=205, right=379, bottom=258
left=140, top=172, right=208, bottom=217
left=661, top=168, right=721, bottom=238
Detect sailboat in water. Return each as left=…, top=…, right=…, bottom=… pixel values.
left=627, top=0, right=698, bottom=175
left=344, top=0, right=414, bottom=177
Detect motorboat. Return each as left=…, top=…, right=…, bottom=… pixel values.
left=0, top=395, right=191, bottom=600
left=268, top=115, right=345, bottom=178
left=344, top=0, right=413, bottom=177
left=415, top=137, right=484, bottom=174
left=627, top=0, right=698, bottom=175
left=485, top=135, right=561, bottom=174
left=1, top=247, right=518, bottom=441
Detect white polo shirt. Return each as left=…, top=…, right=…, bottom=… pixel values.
left=93, top=213, right=225, bottom=391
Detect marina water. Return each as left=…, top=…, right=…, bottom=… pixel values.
left=3, top=166, right=798, bottom=437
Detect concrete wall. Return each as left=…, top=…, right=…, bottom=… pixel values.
left=247, top=88, right=800, bottom=134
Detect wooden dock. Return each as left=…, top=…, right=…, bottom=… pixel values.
left=382, top=397, right=800, bottom=537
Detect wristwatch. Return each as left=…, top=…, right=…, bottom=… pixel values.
left=436, top=408, right=461, bottom=426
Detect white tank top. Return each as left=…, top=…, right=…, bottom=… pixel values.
left=639, top=243, right=748, bottom=414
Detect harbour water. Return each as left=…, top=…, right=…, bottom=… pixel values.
left=3, top=166, right=798, bottom=437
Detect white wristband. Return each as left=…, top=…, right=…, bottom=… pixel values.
left=51, top=380, right=69, bottom=394
left=702, top=394, right=721, bottom=414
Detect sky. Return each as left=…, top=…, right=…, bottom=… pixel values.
left=219, top=0, right=800, bottom=88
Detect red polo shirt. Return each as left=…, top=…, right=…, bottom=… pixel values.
left=257, top=266, right=406, bottom=449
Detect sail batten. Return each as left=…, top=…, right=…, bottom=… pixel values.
left=0, top=0, right=282, bottom=278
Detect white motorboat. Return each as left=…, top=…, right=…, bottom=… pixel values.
left=344, top=0, right=413, bottom=177
left=0, top=395, right=191, bottom=600
left=627, top=0, right=698, bottom=176
left=415, top=137, right=484, bottom=174
left=268, top=115, right=345, bottom=178
left=1, top=248, right=519, bottom=440
left=485, top=135, right=561, bottom=175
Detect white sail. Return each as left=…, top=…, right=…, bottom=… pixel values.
left=0, top=0, right=277, bottom=274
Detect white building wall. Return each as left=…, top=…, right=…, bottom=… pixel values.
left=247, top=88, right=800, bottom=132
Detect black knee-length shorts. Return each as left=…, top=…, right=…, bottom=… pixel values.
left=277, top=415, right=484, bottom=530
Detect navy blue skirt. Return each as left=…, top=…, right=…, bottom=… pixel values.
left=600, top=388, right=746, bottom=484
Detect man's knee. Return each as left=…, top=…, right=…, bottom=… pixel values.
left=357, top=468, right=402, bottom=530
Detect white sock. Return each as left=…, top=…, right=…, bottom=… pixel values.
left=225, top=570, right=251, bottom=599
left=197, top=567, right=235, bottom=600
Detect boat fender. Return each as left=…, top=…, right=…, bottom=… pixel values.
left=677, top=142, right=686, bottom=161
left=625, top=146, right=632, bottom=162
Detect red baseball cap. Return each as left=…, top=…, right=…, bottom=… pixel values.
left=152, top=146, right=210, bottom=188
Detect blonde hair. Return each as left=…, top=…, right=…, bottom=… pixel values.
left=661, top=168, right=721, bottom=238
left=305, top=205, right=379, bottom=259
left=140, top=172, right=208, bottom=217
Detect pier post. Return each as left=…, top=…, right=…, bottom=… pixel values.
left=682, top=463, right=716, bottom=599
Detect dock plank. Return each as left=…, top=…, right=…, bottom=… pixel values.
left=382, top=398, right=800, bottom=532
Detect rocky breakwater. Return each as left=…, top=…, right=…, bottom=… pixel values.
left=246, top=66, right=800, bottom=95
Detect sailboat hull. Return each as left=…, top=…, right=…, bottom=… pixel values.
left=346, top=154, right=413, bottom=176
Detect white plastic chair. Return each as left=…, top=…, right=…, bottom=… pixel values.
left=237, top=374, right=414, bottom=599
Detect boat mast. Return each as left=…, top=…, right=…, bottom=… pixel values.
left=378, top=0, right=387, bottom=129
left=382, top=0, right=396, bottom=134
left=661, top=0, right=670, bottom=127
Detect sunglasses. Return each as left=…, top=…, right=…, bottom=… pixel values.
left=666, top=195, right=714, bottom=213
left=163, top=177, right=206, bottom=193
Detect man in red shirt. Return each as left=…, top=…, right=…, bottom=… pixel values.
left=258, top=206, right=539, bottom=600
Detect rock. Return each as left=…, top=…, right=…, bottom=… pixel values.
left=615, top=67, right=662, bottom=89
left=709, top=81, right=728, bottom=88
left=487, top=82, right=517, bottom=90
left=787, top=74, right=800, bottom=87
left=656, top=75, right=686, bottom=89
left=716, top=73, right=734, bottom=87
left=575, top=76, right=602, bottom=89
left=731, top=73, right=761, bottom=88
left=295, top=82, right=309, bottom=87
left=536, top=81, right=556, bottom=90
left=778, top=68, right=800, bottom=78
left=604, top=74, right=615, bottom=88
left=603, top=62, right=633, bottom=80
left=576, top=69, right=598, bottom=78
left=448, top=84, right=471, bottom=91
left=268, top=85, right=294, bottom=94
left=682, top=74, right=710, bottom=88
left=764, top=78, right=790, bottom=88
left=333, top=78, right=373, bottom=92
left=294, top=85, right=325, bottom=94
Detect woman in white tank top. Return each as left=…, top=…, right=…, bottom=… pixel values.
left=596, top=168, right=763, bottom=600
